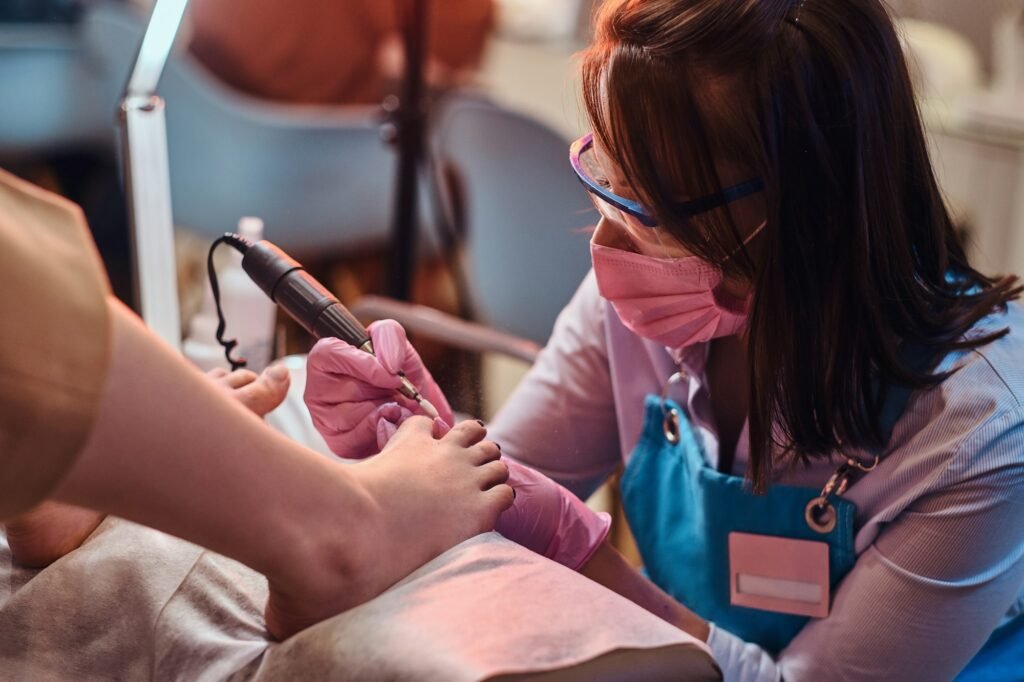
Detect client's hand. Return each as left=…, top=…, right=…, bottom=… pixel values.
left=209, top=364, right=291, bottom=417
left=264, top=417, right=512, bottom=640
left=495, top=459, right=612, bottom=570
left=304, top=320, right=453, bottom=458
left=5, top=365, right=292, bottom=568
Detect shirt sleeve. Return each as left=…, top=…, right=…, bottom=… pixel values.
left=708, top=407, right=1024, bottom=681
left=488, top=270, right=622, bottom=500
left=0, top=169, right=111, bottom=519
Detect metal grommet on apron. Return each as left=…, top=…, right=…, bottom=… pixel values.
left=804, top=496, right=838, bottom=534
left=659, top=371, right=688, bottom=444
left=804, top=454, right=880, bottom=534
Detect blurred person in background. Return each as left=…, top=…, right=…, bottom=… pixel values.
left=188, top=0, right=495, bottom=105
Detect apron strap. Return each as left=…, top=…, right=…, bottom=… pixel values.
left=874, top=341, right=939, bottom=450
left=806, top=341, right=941, bottom=533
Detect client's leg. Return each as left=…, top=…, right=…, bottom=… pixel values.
left=6, top=365, right=291, bottom=567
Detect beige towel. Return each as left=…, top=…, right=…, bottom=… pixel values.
left=1, top=519, right=718, bottom=681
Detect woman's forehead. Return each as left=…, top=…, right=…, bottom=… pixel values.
left=594, top=128, right=753, bottom=204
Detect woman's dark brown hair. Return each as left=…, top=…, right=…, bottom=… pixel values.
left=581, top=0, right=1021, bottom=491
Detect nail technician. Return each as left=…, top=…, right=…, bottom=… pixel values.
left=305, top=0, right=1024, bottom=678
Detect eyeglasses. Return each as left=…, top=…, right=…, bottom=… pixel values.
left=569, top=132, right=765, bottom=229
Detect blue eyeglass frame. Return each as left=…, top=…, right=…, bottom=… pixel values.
left=569, top=132, right=765, bottom=228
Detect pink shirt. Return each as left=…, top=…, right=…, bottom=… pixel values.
left=490, top=270, right=1024, bottom=681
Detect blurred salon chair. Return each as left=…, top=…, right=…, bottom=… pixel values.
left=0, top=2, right=403, bottom=256
left=433, top=94, right=594, bottom=345
left=0, top=13, right=111, bottom=157
left=81, top=3, right=399, bottom=256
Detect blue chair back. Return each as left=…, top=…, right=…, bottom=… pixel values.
left=434, top=96, right=595, bottom=345
left=0, top=19, right=111, bottom=156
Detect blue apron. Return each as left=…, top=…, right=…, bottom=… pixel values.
left=620, top=381, right=1021, bottom=673
left=620, top=393, right=859, bottom=655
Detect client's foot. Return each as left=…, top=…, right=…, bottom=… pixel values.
left=6, top=364, right=292, bottom=567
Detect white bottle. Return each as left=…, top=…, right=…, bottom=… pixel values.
left=182, top=293, right=230, bottom=373
left=183, top=217, right=278, bottom=373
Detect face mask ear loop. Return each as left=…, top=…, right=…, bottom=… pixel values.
left=650, top=222, right=680, bottom=260
left=742, top=220, right=769, bottom=246
left=718, top=219, right=769, bottom=264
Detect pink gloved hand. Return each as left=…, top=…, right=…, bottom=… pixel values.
left=304, top=320, right=454, bottom=458
left=376, top=412, right=610, bottom=570
left=495, top=458, right=612, bottom=570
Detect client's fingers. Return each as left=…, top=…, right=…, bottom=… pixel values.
left=219, top=369, right=259, bottom=389
left=207, top=367, right=230, bottom=379
left=231, top=365, right=291, bottom=417
left=441, top=419, right=487, bottom=447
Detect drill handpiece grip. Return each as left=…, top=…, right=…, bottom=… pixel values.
left=241, top=240, right=370, bottom=348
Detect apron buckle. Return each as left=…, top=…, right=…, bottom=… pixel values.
left=663, top=407, right=681, bottom=444
left=804, top=455, right=878, bottom=534
left=659, top=371, right=688, bottom=444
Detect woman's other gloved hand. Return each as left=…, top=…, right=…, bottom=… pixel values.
left=419, top=417, right=611, bottom=571
left=304, top=320, right=453, bottom=458
left=495, top=458, right=612, bottom=570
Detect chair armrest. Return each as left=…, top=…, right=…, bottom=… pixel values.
left=350, top=296, right=541, bottom=365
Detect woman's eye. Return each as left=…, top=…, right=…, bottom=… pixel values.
left=594, top=174, right=612, bottom=189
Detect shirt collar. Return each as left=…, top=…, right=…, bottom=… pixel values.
left=669, top=343, right=710, bottom=379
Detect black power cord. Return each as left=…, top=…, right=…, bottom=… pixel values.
left=206, top=233, right=252, bottom=371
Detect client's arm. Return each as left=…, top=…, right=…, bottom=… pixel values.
left=5, top=364, right=292, bottom=567
left=581, top=540, right=710, bottom=642
left=44, top=299, right=514, bottom=639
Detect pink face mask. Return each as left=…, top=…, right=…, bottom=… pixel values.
left=590, top=241, right=752, bottom=350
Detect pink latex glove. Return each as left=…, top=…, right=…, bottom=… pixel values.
left=416, top=419, right=610, bottom=570
left=304, top=320, right=454, bottom=458
left=494, top=458, right=612, bottom=570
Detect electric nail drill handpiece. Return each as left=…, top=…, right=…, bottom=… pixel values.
left=239, top=238, right=440, bottom=420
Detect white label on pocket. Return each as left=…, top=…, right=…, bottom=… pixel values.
left=729, top=532, right=831, bottom=618
left=736, top=574, right=823, bottom=604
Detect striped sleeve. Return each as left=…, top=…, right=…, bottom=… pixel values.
left=712, top=407, right=1024, bottom=681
